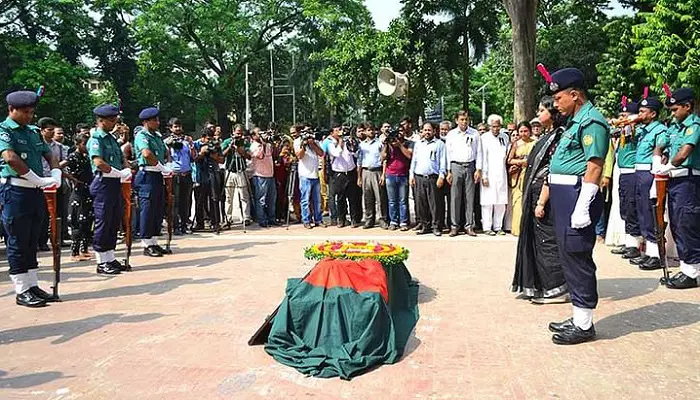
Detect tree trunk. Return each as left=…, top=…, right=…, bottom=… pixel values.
left=214, top=99, right=232, bottom=135
left=505, top=0, right=538, bottom=122
left=462, top=35, right=470, bottom=111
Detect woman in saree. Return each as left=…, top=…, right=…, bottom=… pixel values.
left=511, top=96, right=570, bottom=304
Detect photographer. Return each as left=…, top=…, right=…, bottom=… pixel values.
left=221, top=124, right=252, bottom=226
left=164, top=118, right=195, bottom=235
left=192, top=127, right=224, bottom=231
left=294, top=126, right=325, bottom=229
left=382, top=124, right=414, bottom=231
left=249, top=128, right=277, bottom=227
left=327, top=124, right=362, bottom=228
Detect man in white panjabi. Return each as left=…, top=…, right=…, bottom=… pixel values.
left=480, top=114, right=510, bottom=235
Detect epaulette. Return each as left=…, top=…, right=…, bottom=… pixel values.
left=27, top=124, right=40, bottom=133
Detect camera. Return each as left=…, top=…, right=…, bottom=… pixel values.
left=300, top=127, right=315, bottom=141
left=386, top=128, right=400, bottom=142
left=167, top=135, right=185, bottom=151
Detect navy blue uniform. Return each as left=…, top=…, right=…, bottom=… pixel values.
left=134, top=129, right=168, bottom=242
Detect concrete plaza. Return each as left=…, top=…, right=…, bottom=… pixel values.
left=0, top=226, right=698, bottom=399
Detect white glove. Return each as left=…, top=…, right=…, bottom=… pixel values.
left=154, top=162, right=173, bottom=176
left=649, top=181, right=657, bottom=199
left=21, top=170, right=55, bottom=189
left=102, top=168, right=121, bottom=178
left=651, top=155, right=663, bottom=174
left=656, top=163, right=676, bottom=176
left=49, top=168, right=62, bottom=188
left=571, top=182, right=599, bottom=229
left=119, top=168, right=133, bottom=182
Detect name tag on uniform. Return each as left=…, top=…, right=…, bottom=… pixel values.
left=17, top=139, right=27, bottom=144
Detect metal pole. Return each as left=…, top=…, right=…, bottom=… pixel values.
left=245, top=63, right=251, bottom=130
left=441, top=96, right=444, bottom=121
left=270, top=49, right=275, bottom=122
left=292, top=53, right=297, bottom=125
left=480, top=84, right=488, bottom=123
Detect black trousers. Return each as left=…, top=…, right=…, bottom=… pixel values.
left=173, top=173, right=193, bottom=230
left=331, top=170, right=362, bottom=223
left=415, top=175, right=440, bottom=229
left=194, top=179, right=221, bottom=228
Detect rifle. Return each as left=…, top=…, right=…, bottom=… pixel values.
left=164, top=176, right=174, bottom=254
left=248, top=267, right=314, bottom=346
left=653, top=174, right=669, bottom=284
left=121, top=180, right=133, bottom=271
left=43, top=188, right=61, bottom=301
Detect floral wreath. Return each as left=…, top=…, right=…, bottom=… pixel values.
left=304, top=241, right=409, bottom=267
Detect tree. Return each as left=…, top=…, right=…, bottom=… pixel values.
left=633, top=0, right=700, bottom=109
left=592, top=17, right=646, bottom=116
left=504, top=0, right=537, bottom=122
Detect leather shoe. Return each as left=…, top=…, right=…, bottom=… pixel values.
left=143, top=246, right=163, bottom=257
left=465, top=227, right=477, bottom=237
left=363, top=221, right=374, bottom=229
left=337, top=219, right=347, bottom=228
left=629, top=255, right=649, bottom=266
left=29, top=286, right=59, bottom=302
left=351, top=221, right=361, bottom=228
left=97, top=262, right=121, bottom=274
left=16, top=290, right=47, bottom=308
left=412, top=224, right=424, bottom=232
left=380, top=221, right=389, bottom=230
left=109, top=259, right=129, bottom=272
left=611, top=245, right=629, bottom=255
left=622, top=248, right=641, bottom=259
left=552, top=324, right=596, bottom=345
left=449, top=228, right=459, bottom=237
left=664, top=272, right=698, bottom=289
left=433, top=228, right=442, bottom=236
left=548, top=318, right=575, bottom=333
left=639, top=257, right=662, bottom=271
left=154, top=244, right=171, bottom=255
left=416, top=228, right=431, bottom=235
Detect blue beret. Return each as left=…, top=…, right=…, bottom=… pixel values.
left=621, top=101, right=639, bottom=114
left=548, top=68, right=586, bottom=94
left=139, top=107, right=160, bottom=120
left=93, top=104, right=120, bottom=118
left=6, top=91, right=38, bottom=108
left=639, top=97, right=663, bottom=112
left=666, top=88, right=694, bottom=106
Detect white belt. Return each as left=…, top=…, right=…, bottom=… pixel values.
left=0, top=177, right=39, bottom=189
left=669, top=168, right=700, bottom=178
left=141, top=166, right=160, bottom=172
left=548, top=174, right=579, bottom=186
left=619, top=168, right=635, bottom=174
left=635, top=164, right=652, bottom=171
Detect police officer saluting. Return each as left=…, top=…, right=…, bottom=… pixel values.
left=134, top=107, right=172, bottom=257
left=0, top=89, right=63, bottom=307
left=539, top=67, right=609, bottom=344
left=653, top=87, right=700, bottom=289
left=633, top=93, right=667, bottom=270
left=88, top=104, right=133, bottom=274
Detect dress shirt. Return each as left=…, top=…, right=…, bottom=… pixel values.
left=445, top=126, right=483, bottom=171
left=293, top=137, right=321, bottom=179
left=327, top=138, right=357, bottom=172
left=42, top=140, right=65, bottom=176
left=357, top=138, right=383, bottom=169
left=410, top=138, right=447, bottom=179
left=249, top=141, right=274, bottom=178
left=170, top=140, right=193, bottom=173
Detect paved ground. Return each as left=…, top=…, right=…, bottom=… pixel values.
left=0, top=224, right=699, bottom=400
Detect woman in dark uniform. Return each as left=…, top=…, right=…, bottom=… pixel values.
left=512, top=96, right=569, bottom=304
left=62, top=133, right=94, bottom=261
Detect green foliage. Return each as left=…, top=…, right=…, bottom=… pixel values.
left=593, top=17, right=647, bottom=117
left=633, top=0, right=700, bottom=96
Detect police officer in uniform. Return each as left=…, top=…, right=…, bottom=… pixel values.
left=0, top=90, right=62, bottom=307
left=543, top=68, right=609, bottom=344
left=133, top=107, right=172, bottom=257
left=611, top=99, right=644, bottom=261
left=632, top=95, right=667, bottom=270
left=653, top=88, right=700, bottom=289
left=87, top=104, right=133, bottom=274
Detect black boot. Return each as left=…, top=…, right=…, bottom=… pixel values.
left=143, top=246, right=163, bottom=257
left=548, top=318, right=575, bottom=333
left=630, top=255, right=650, bottom=265
left=97, top=262, right=121, bottom=275
left=611, top=245, right=629, bottom=255
left=552, top=324, right=596, bottom=345
left=29, top=286, right=59, bottom=302
left=622, top=247, right=641, bottom=259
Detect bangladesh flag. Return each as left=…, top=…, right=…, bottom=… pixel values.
left=264, top=258, right=419, bottom=380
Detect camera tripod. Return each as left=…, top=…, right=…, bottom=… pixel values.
left=286, top=162, right=298, bottom=230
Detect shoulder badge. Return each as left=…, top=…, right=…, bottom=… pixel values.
left=687, top=127, right=695, bottom=136
left=582, top=134, right=594, bottom=146
left=0, top=131, right=10, bottom=142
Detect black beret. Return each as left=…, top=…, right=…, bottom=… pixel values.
left=93, top=104, right=120, bottom=118
left=138, top=107, right=160, bottom=120
left=666, top=88, right=694, bottom=106
left=621, top=101, right=639, bottom=114
left=639, top=97, right=663, bottom=112
left=6, top=91, right=38, bottom=108
left=547, top=68, right=586, bottom=94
